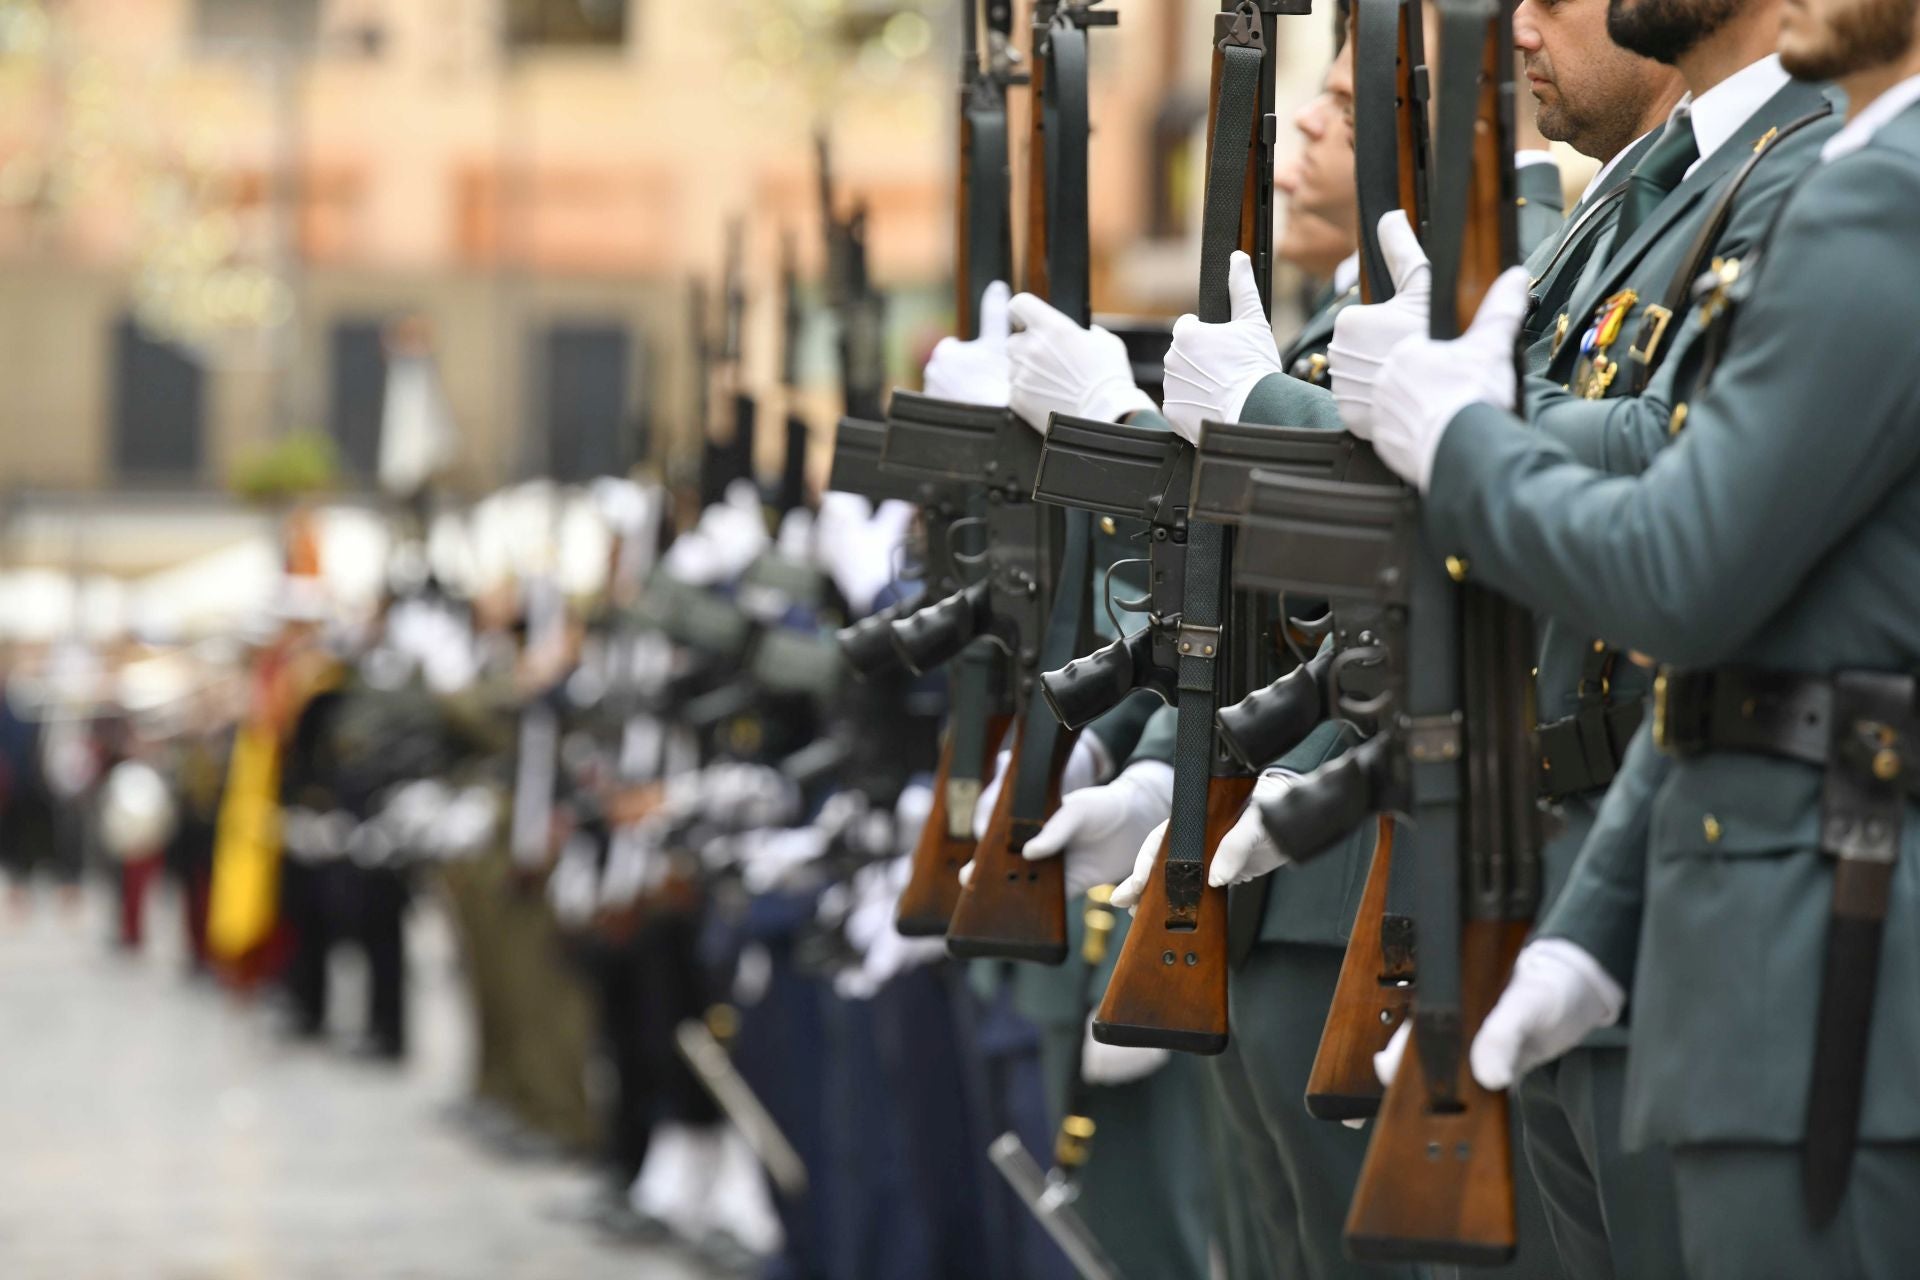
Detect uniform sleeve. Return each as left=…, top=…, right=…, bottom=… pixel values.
left=1125, top=703, right=1179, bottom=766
left=1423, top=152, right=1920, bottom=669
left=1538, top=725, right=1668, bottom=990
left=1084, top=691, right=1161, bottom=768
left=1238, top=373, right=1344, bottom=430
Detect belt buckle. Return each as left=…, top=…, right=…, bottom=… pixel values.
left=1652, top=667, right=1708, bottom=755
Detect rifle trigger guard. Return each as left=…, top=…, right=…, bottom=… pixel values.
left=1102, top=556, right=1153, bottom=637
left=947, top=516, right=992, bottom=570
left=1331, top=644, right=1393, bottom=721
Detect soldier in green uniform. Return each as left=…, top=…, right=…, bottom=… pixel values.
left=1325, top=0, right=1846, bottom=1268
left=1330, top=0, right=1920, bottom=1267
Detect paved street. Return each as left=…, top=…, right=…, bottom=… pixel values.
left=0, top=887, right=711, bottom=1280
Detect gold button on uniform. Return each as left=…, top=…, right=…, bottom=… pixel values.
left=1099, top=516, right=1117, bottom=536
left=1669, top=403, right=1689, bottom=436
left=1703, top=815, right=1723, bottom=844
left=1445, top=556, right=1470, bottom=582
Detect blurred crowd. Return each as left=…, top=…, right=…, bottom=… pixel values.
left=0, top=453, right=1137, bottom=1279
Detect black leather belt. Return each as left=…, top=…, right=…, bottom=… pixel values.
left=1651, top=666, right=1920, bottom=799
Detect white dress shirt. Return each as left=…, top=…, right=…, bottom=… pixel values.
left=1332, top=252, right=1360, bottom=297
left=1822, top=72, right=1920, bottom=163
left=1667, top=54, right=1792, bottom=179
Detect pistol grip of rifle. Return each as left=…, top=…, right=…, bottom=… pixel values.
left=1041, top=628, right=1167, bottom=731
left=838, top=600, right=914, bottom=678
left=1258, top=733, right=1392, bottom=862
left=890, top=580, right=990, bottom=675
left=945, top=722, right=1069, bottom=965
left=1216, top=645, right=1336, bottom=771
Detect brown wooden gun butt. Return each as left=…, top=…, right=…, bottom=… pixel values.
left=1305, top=817, right=1415, bottom=1120
left=1091, top=774, right=1252, bottom=1056
left=944, top=719, right=1069, bottom=965
left=1342, top=917, right=1527, bottom=1266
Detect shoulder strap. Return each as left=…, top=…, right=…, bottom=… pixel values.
left=1624, top=102, right=1834, bottom=394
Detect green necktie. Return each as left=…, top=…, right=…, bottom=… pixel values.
left=1614, top=110, right=1698, bottom=243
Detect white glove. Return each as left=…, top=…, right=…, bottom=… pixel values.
left=1208, top=770, right=1297, bottom=887
left=1107, top=818, right=1168, bottom=913
left=1470, top=939, right=1625, bottom=1089
left=1360, top=266, right=1531, bottom=491
left=1372, top=939, right=1624, bottom=1091
left=924, top=281, right=1013, bottom=407
left=1329, top=211, right=1433, bottom=440
left=970, top=732, right=1111, bottom=842
left=1022, top=761, right=1175, bottom=898
left=1008, top=294, right=1156, bottom=431
left=1080, top=1016, right=1171, bottom=1085
left=1161, top=251, right=1284, bottom=445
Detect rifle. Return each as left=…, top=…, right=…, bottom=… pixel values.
left=1235, top=0, right=1537, bottom=1259
left=1024, top=0, right=1302, bottom=1052
left=1299, top=0, right=1432, bottom=1122
left=887, top=0, right=1114, bottom=963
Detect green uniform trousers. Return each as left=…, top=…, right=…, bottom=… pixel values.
left=1210, top=942, right=1417, bottom=1280
left=1670, top=1143, right=1920, bottom=1280
left=1038, top=1023, right=1214, bottom=1280
left=1515, top=1047, right=1683, bottom=1280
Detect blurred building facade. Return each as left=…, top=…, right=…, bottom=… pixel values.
left=0, top=0, right=1337, bottom=567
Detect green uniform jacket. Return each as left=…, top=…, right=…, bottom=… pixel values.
left=1422, top=98, right=1920, bottom=1148
left=1521, top=84, right=1839, bottom=993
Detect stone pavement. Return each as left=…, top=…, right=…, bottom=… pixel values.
left=0, top=887, right=714, bottom=1280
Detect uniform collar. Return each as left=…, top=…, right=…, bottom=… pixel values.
left=1673, top=54, right=1791, bottom=178
left=1332, top=252, right=1360, bottom=296
left=1822, top=72, right=1920, bottom=163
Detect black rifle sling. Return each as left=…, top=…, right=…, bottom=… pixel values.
left=1162, top=38, right=1263, bottom=911
left=948, top=645, right=999, bottom=836
left=1353, top=0, right=1403, bottom=302
left=1010, top=15, right=1094, bottom=829
left=965, top=97, right=1012, bottom=335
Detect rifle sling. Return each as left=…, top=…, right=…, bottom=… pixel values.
left=965, top=97, right=1012, bottom=335
left=1010, top=14, right=1095, bottom=829
left=1353, top=0, right=1403, bottom=302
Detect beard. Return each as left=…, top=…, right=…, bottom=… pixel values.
left=1781, top=0, right=1918, bottom=78
left=1607, top=0, right=1744, bottom=63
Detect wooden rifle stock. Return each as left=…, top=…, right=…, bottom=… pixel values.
left=1343, top=918, right=1526, bottom=1264
left=1092, top=773, right=1249, bottom=1055
left=1305, top=817, right=1414, bottom=1118
left=898, top=711, right=1013, bottom=935
left=946, top=717, right=1071, bottom=963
